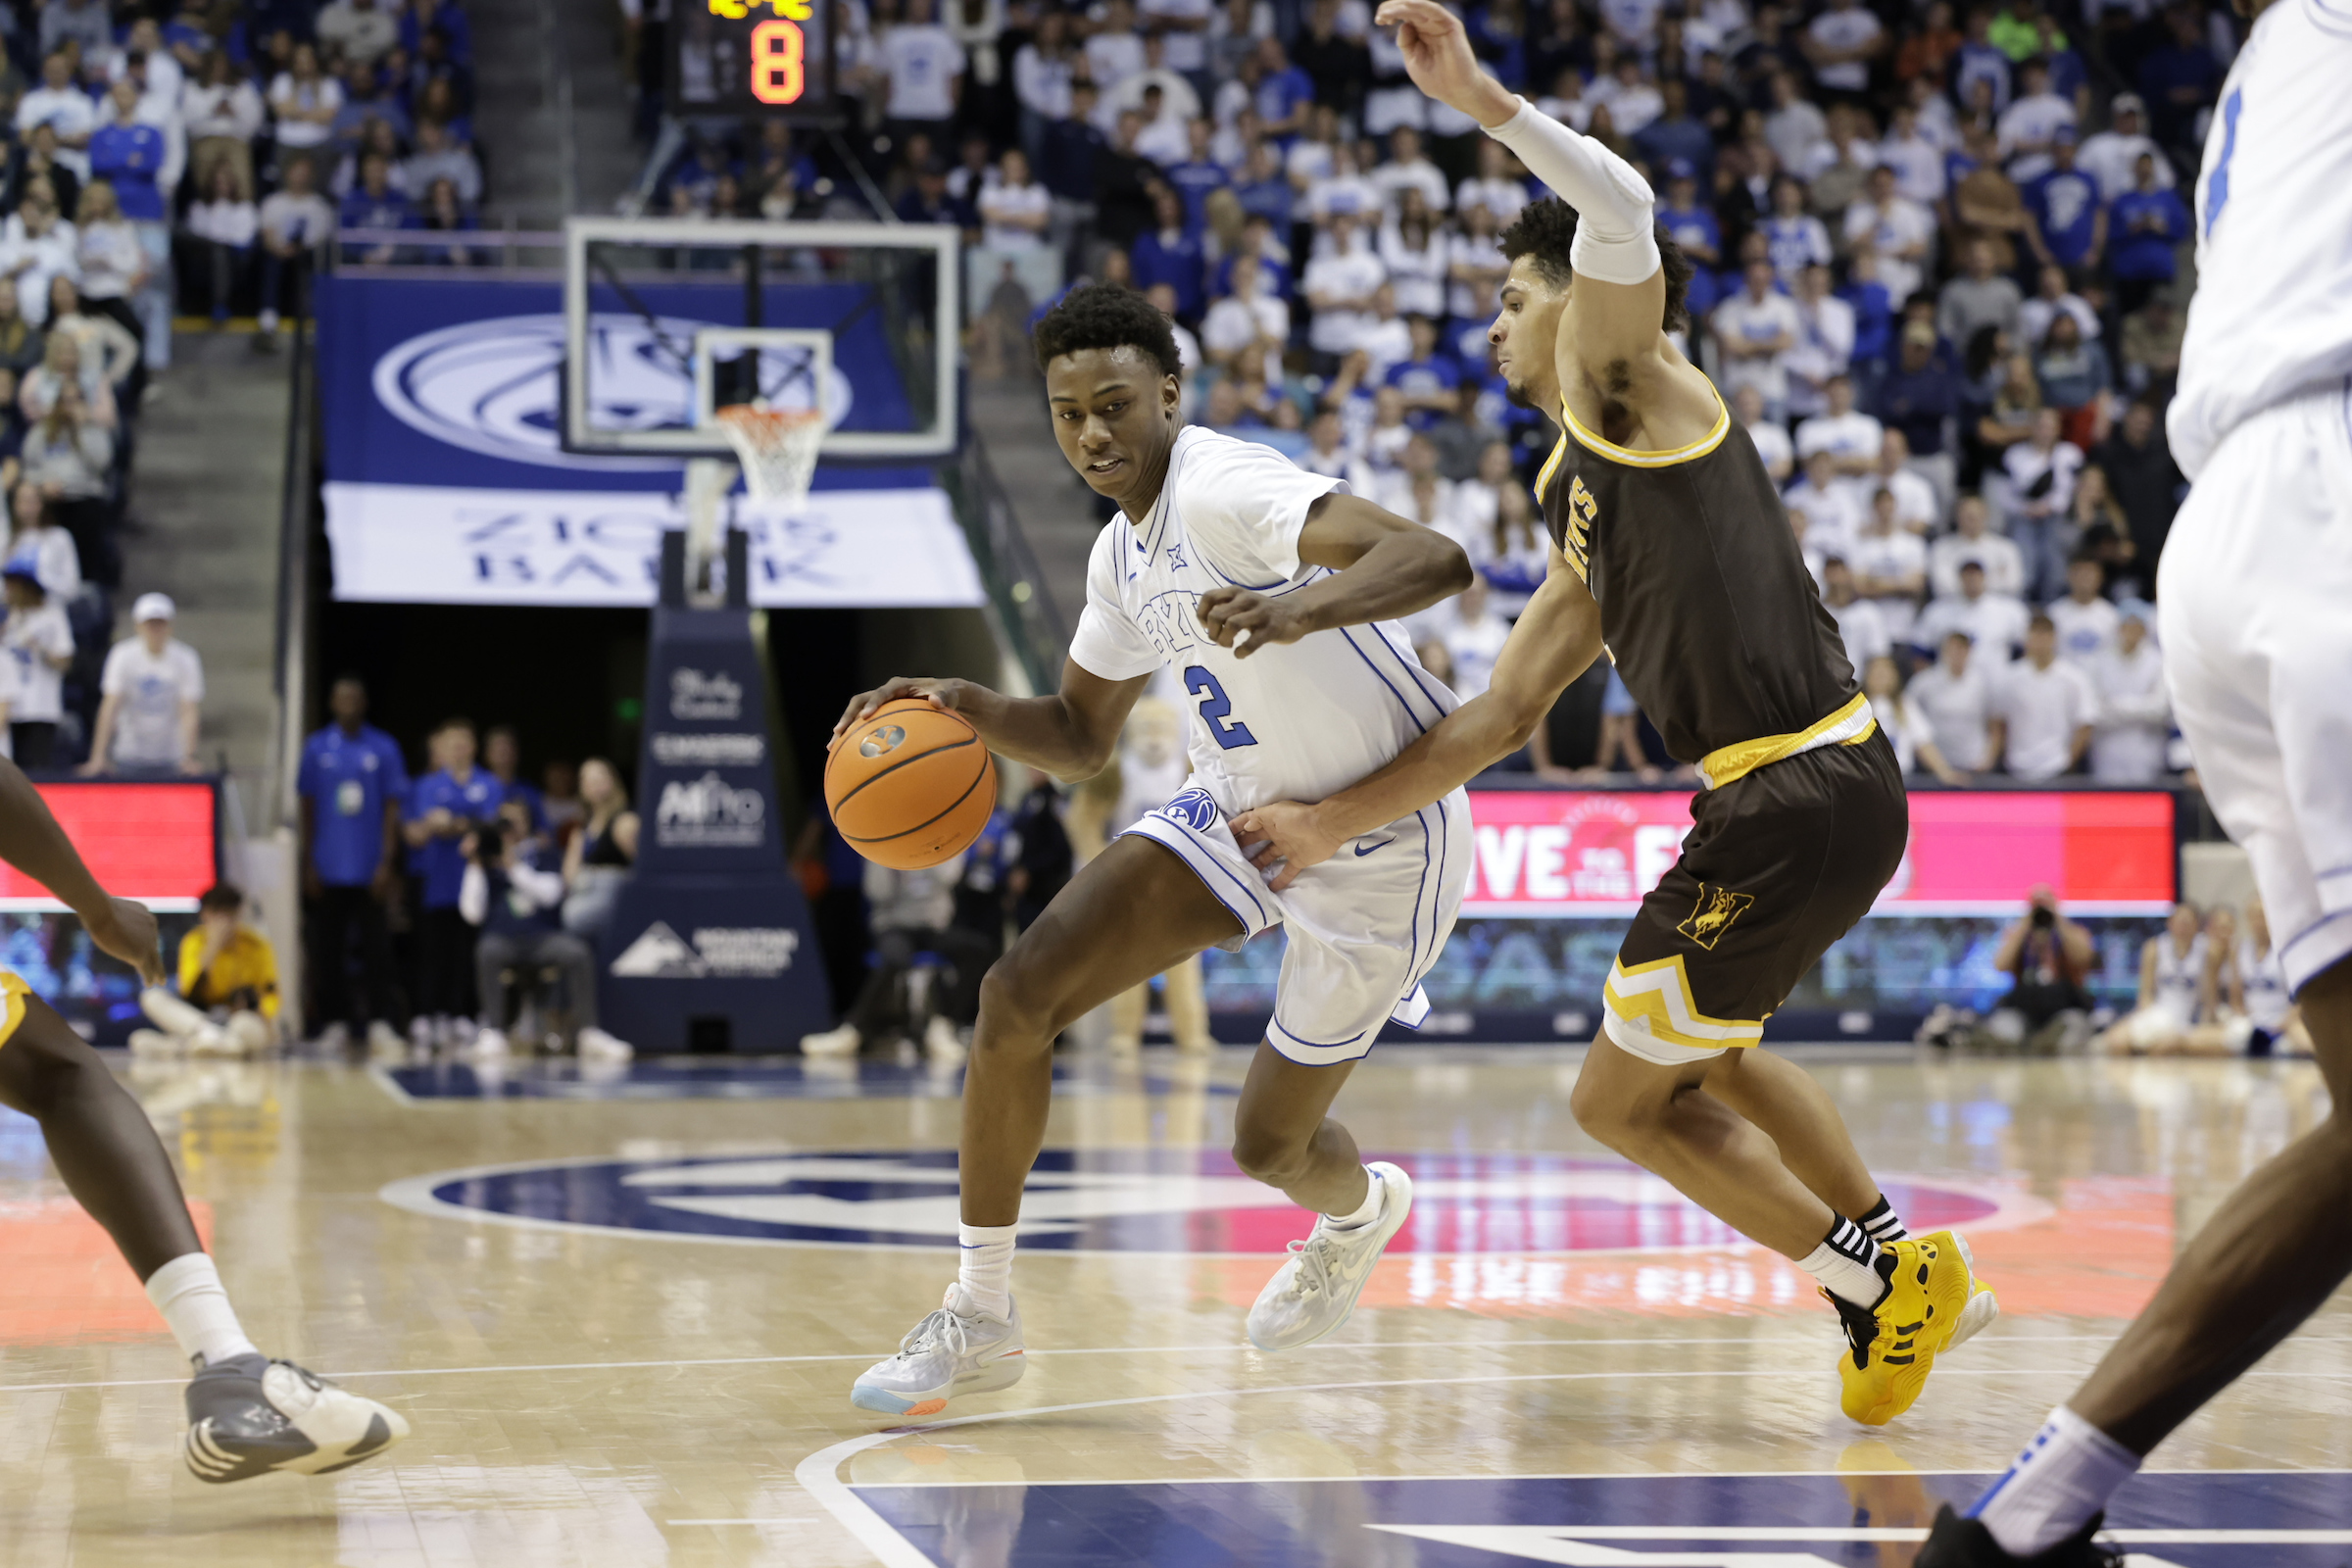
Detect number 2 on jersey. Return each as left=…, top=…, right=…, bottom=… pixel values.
left=1183, top=666, right=1258, bottom=750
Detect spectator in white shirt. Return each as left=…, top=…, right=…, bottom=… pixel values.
left=2000, top=409, right=2083, bottom=601
left=1438, top=577, right=1511, bottom=699
left=2078, top=93, right=2174, bottom=202
left=185, top=165, right=258, bottom=325
left=1877, top=102, right=1946, bottom=204
left=2046, top=554, right=2120, bottom=665
left=1995, top=60, right=2076, bottom=182
left=1734, top=384, right=1793, bottom=482
left=86, top=592, right=205, bottom=776
left=1355, top=283, right=1413, bottom=382
left=183, top=50, right=264, bottom=202
left=1712, top=260, right=1802, bottom=418
left=1140, top=0, right=1213, bottom=76
left=1454, top=139, right=1528, bottom=228
left=1474, top=484, right=1549, bottom=618
left=1819, top=557, right=1891, bottom=682
left=964, top=148, right=1057, bottom=317
left=1084, top=0, right=1147, bottom=92
left=1763, top=70, right=1827, bottom=174
left=1840, top=165, right=1934, bottom=305
left=402, top=120, right=482, bottom=208
left=1847, top=487, right=1928, bottom=645
left=268, top=43, right=343, bottom=176
left=1297, top=408, right=1373, bottom=491
left=2087, top=611, right=2170, bottom=784
left=1915, top=560, right=2031, bottom=661
left=882, top=0, right=967, bottom=134
left=256, top=158, right=334, bottom=339
left=7, top=483, right=80, bottom=602
left=1801, top=0, right=1884, bottom=95
left=2018, top=263, right=2101, bottom=351
left=39, top=0, right=112, bottom=61
left=1302, top=210, right=1385, bottom=361
left=1853, top=429, right=1939, bottom=534
left=316, top=0, right=399, bottom=66
left=1991, top=615, right=2094, bottom=781
left=1928, top=493, right=2027, bottom=600
left=1906, top=630, right=1999, bottom=782
left=17, top=52, right=96, bottom=180
left=0, top=562, right=73, bottom=766
left=1099, top=35, right=1202, bottom=134
left=1784, top=448, right=1861, bottom=552
left=1369, top=125, right=1449, bottom=215
left=1783, top=264, right=1855, bottom=421
left=1200, top=263, right=1287, bottom=384
left=1860, top=656, right=1918, bottom=774
left=1795, top=372, right=1881, bottom=476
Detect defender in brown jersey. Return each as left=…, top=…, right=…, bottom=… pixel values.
left=1234, top=0, right=1992, bottom=1426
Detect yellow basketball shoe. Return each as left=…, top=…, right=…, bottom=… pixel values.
left=1830, top=1230, right=1976, bottom=1426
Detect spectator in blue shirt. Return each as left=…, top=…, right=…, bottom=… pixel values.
left=1657, top=166, right=1721, bottom=317
left=1231, top=138, right=1293, bottom=232
left=1633, top=80, right=1716, bottom=184
left=1164, top=119, right=1230, bottom=234
left=1211, top=215, right=1294, bottom=302
left=297, top=675, right=410, bottom=1055
left=1875, top=318, right=1963, bottom=499
left=2108, top=152, right=2191, bottom=314
left=1036, top=82, right=1104, bottom=210
left=2135, top=6, right=2223, bottom=158
left=403, top=715, right=504, bottom=1047
left=1250, top=37, right=1315, bottom=140
left=2024, top=132, right=2104, bottom=275
left=339, top=152, right=415, bottom=264
left=483, top=723, right=549, bottom=831
left=89, top=79, right=172, bottom=370
left=1384, top=316, right=1462, bottom=429
left=1131, top=187, right=1206, bottom=321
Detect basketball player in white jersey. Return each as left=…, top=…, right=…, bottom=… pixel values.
left=1921, top=0, right=2352, bottom=1557
left=835, top=284, right=1476, bottom=1417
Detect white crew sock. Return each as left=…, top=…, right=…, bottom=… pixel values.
left=143, top=1252, right=260, bottom=1368
left=1324, top=1166, right=1384, bottom=1230
left=1971, top=1404, right=2142, bottom=1555
left=956, top=1224, right=1016, bottom=1319
left=1796, top=1215, right=1886, bottom=1307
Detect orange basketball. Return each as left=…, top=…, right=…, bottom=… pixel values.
left=826, top=698, right=998, bottom=870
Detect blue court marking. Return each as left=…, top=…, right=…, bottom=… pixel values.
left=379, top=1056, right=1239, bottom=1102
left=853, top=1471, right=2352, bottom=1567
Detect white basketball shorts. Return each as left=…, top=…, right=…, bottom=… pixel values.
left=1122, top=783, right=1472, bottom=1066
left=2159, top=377, right=2352, bottom=997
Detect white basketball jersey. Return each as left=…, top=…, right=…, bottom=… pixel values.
left=2169, top=0, right=2352, bottom=478
left=2237, top=935, right=2292, bottom=1030
left=2152, top=931, right=2207, bottom=1021
left=1069, top=425, right=1459, bottom=816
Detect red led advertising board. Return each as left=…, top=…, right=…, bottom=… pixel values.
left=0, top=782, right=217, bottom=912
left=1463, top=790, right=2174, bottom=917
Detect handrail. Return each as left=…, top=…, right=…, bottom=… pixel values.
left=270, top=309, right=315, bottom=829
left=942, top=430, right=1069, bottom=696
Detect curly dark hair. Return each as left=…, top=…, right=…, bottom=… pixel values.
left=1032, top=282, right=1184, bottom=378
left=1497, top=198, right=1694, bottom=334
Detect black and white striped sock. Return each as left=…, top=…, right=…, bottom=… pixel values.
left=1798, top=1215, right=1886, bottom=1307
left=1858, top=1196, right=1908, bottom=1246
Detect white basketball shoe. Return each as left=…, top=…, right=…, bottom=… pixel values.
left=182, top=1353, right=409, bottom=1482
left=1247, top=1161, right=1414, bottom=1352
left=851, top=1285, right=1026, bottom=1418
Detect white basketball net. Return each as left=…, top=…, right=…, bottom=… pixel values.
left=715, top=405, right=827, bottom=508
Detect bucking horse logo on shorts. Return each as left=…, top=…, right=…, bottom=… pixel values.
left=1677, top=884, right=1755, bottom=951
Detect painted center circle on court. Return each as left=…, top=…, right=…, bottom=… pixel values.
left=383, top=1150, right=2027, bottom=1256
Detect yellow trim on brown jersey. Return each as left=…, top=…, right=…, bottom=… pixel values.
left=0, top=972, right=31, bottom=1051
left=1533, top=430, right=1569, bottom=506
left=1695, top=693, right=1879, bottom=791
left=1560, top=384, right=1734, bottom=467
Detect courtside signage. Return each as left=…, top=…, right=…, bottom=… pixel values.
left=0, top=782, right=216, bottom=912
left=1464, top=790, right=2175, bottom=917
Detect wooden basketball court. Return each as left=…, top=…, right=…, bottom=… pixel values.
left=1, top=1046, right=2345, bottom=1566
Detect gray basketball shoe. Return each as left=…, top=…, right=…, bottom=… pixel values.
left=1247, top=1162, right=1414, bottom=1352
left=851, top=1285, right=1027, bottom=1417
left=183, top=1354, right=409, bottom=1483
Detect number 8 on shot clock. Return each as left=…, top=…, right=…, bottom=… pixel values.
left=669, top=0, right=839, bottom=121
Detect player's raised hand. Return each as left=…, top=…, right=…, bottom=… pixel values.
left=1230, top=800, right=1344, bottom=892
left=83, top=895, right=164, bottom=988
left=831, top=677, right=973, bottom=748
left=1374, top=0, right=1518, bottom=125
left=1197, top=587, right=1308, bottom=659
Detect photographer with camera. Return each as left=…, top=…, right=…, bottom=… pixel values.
left=1988, top=885, right=2097, bottom=1052
left=458, top=796, right=632, bottom=1066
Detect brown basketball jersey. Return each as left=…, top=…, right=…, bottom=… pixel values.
left=1536, top=387, right=1865, bottom=784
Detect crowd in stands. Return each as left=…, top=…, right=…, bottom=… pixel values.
left=0, top=0, right=479, bottom=775
left=295, top=681, right=639, bottom=1063
left=645, top=0, right=2210, bottom=787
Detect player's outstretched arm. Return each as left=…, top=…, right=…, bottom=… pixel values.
left=1198, top=492, right=1474, bottom=658
left=1233, top=553, right=1604, bottom=889
left=0, top=757, right=163, bottom=984
left=832, top=662, right=1152, bottom=784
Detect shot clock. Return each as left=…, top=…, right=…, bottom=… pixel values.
left=669, top=0, right=838, bottom=121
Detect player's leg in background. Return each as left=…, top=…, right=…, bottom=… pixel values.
left=1569, top=1037, right=1838, bottom=1258
left=1705, top=1046, right=1890, bottom=1221
left=958, top=833, right=1244, bottom=1226
left=1230, top=1047, right=1365, bottom=1215
left=0, top=991, right=202, bottom=1278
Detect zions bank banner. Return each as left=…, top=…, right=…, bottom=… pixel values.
left=312, top=274, right=985, bottom=609
left=1462, top=790, right=2176, bottom=917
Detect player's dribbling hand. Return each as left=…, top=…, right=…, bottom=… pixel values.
left=82, top=895, right=164, bottom=988
left=1229, top=801, right=1342, bottom=892
left=1197, top=588, right=1306, bottom=659
left=830, top=677, right=972, bottom=748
